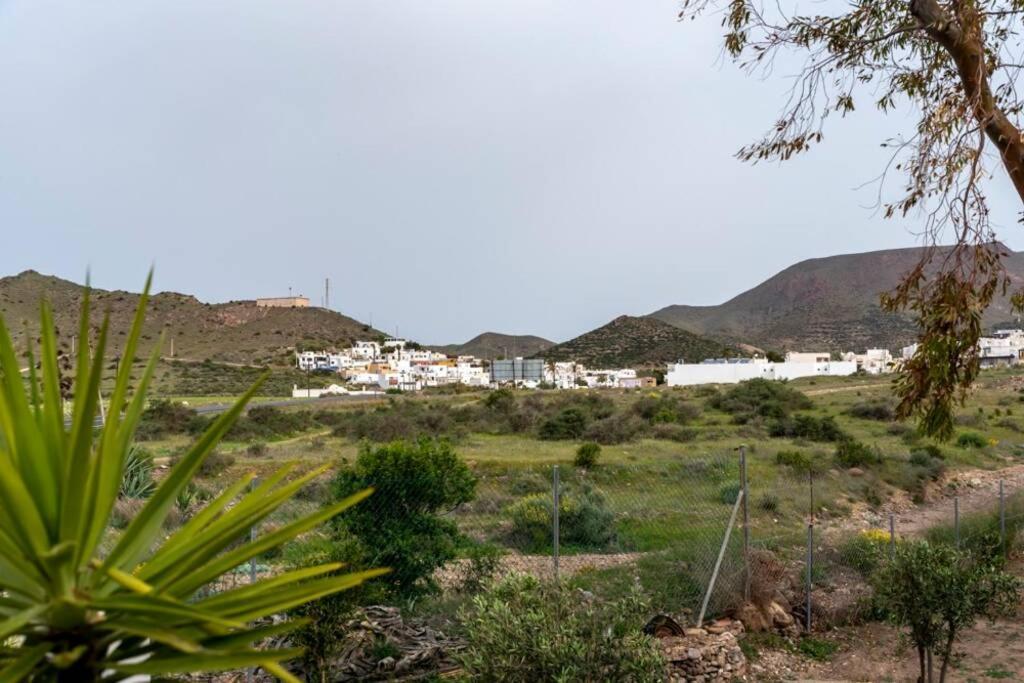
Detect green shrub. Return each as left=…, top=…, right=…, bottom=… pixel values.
left=195, top=449, right=235, bottom=478
left=775, top=449, right=813, bottom=472
left=797, top=636, right=839, bottom=661
left=848, top=400, right=895, bottom=421
left=246, top=441, right=268, bottom=457
left=839, top=529, right=892, bottom=576
left=758, top=493, right=780, bottom=513
left=996, top=417, right=1022, bottom=432
left=835, top=439, right=882, bottom=468
left=956, top=431, right=988, bottom=448
left=769, top=414, right=846, bottom=442
left=719, top=482, right=741, bottom=505
left=632, top=395, right=701, bottom=424
left=650, top=423, right=699, bottom=442
left=538, top=407, right=589, bottom=440
left=508, top=485, right=617, bottom=552
left=136, top=399, right=200, bottom=439
left=707, top=379, right=812, bottom=423
left=582, top=413, right=645, bottom=444
left=575, top=442, right=602, bottom=468
left=333, top=438, right=477, bottom=598
left=458, top=575, right=665, bottom=682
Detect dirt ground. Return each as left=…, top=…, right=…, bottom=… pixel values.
left=756, top=462, right=1024, bottom=682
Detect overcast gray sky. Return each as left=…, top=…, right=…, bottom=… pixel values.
left=2, top=0, right=1022, bottom=343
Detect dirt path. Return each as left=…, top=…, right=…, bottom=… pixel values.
left=803, top=384, right=886, bottom=396
left=828, top=461, right=1024, bottom=538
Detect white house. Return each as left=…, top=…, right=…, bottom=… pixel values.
left=666, top=357, right=857, bottom=386
left=842, top=348, right=894, bottom=374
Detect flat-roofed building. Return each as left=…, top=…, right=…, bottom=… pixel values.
left=256, top=296, right=310, bottom=308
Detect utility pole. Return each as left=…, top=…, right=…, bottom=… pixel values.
left=325, top=278, right=330, bottom=310
left=170, top=337, right=174, bottom=358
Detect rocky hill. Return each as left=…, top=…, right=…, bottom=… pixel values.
left=0, top=270, right=384, bottom=366
left=539, top=315, right=739, bottom=368
left=650, top=245, right=1024, bottom=352
left=429, top=332, right=554, bottom=359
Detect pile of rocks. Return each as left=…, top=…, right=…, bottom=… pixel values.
left=661, top=619, right=747, bottom=682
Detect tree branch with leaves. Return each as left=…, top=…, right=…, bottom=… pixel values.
left=681, top=0, right=1024, bottom=437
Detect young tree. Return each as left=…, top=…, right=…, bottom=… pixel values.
left=681, top=1, right=1024, bottom=438
left=874, top=540, right=1019, bottom=682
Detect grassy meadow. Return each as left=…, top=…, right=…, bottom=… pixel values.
left=127, top=367, right=1024, bottom=620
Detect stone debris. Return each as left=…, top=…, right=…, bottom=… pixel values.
left=660, top=619, right=747, bottom=682
left=332, top=605, right=461, bottom=681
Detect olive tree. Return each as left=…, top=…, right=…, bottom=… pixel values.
left=681, top=0, right=1024, bottom=437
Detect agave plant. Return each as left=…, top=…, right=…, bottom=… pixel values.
left=118, top=445, right=155, bottom=500
left=0, top=276, right=383, bottom=681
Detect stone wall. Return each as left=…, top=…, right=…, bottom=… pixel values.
left=661, top=619, right=747, bottom=682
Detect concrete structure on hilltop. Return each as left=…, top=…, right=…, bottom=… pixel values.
left=256, top=296, right=310, bottom=308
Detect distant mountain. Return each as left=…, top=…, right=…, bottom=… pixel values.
left=650, top=245, right=1024, bottom=352
left=430, top=332, right=554, bottom=359
left=0, top=270, right=384, bottom=365
left=539, top=315, right=738, bottom=368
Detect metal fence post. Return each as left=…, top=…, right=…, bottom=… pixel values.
left=1000, top=479, right=1006, bottom=545
left=955, top=496, right=960, bottom=549
left=805, top=523, right=813, bottom=633
left=740, top=445, right=750, bottom=603
left=552, top=465, right=560, bottom=580
left=889, top=513, right=896, bottom=561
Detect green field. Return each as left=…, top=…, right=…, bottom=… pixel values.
left=132, top=367, right=1024, bottom=621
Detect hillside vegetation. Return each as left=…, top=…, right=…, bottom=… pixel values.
left=0, top=270, right=383, bottom=365
left=540, top=315, right=738, bottom=368
left=649, top=244, right=1024, bottom=352
left=430, top=331, right=554, bottom=359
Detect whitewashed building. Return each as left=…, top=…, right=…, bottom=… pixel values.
left=666, top=357, right=857, bottom=387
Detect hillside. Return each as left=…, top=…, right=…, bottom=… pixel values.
left=0, top=270, right=384, bottom=365
left=650, top=245, right=1024, bottom=352
left=430, top=332, right=554, bottom=359
left=539, top=315, right=738, bottom=368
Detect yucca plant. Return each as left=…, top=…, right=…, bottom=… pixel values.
left=118, top=445, right=155, bottom=500
left=0, top=276, right=384, bottom=681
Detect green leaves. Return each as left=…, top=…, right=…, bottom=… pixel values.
left=0, top=276, right=380, bottom=681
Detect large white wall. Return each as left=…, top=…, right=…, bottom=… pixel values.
left=666, top=361, right=857, bottom=387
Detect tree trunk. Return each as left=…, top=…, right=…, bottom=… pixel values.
left=939, top=630, right=957, bottom=683
left=918, top=645, right=927, bottom=683
left=927, top=647, right=934, bottom=683
left=910, top=0, right=1024, bottom=204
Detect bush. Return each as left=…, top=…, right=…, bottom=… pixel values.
left=719, top=482, right=741, bottom=505
left=136, top=399, right=199, bottom=440
left=508, top=485, right=617, bottom=552
left=246, top=441, right=268, bottom=457
left=632, top=394, right=701, bottom=424
left=835, top=439, right=882, bottom=468
left=707, top=379, right=811, bottom=423
left=776, top=449, right=813, bottom=473
left=458, top=575, right=665, bottom=682
left=195, top=450, right=235, bottom=478
left=333, top=439, right=476, bottom=598
left=538, top=407, right=589, bottom=440
left=996, top=418, right=1023, bottom=433
left=582, top=413, right=645, bottom=444
left=769, top=414, right=846, bottom=442
left=848, top=400, right=895, bottom=421
left=575, top=442, right=602, bottom=468
left=839, top=529, right=892, bottom=576
left=758, top=493, right=780, bottom=513
left=956, top=431, right=988, bottom=448
left=650, top=423, right=699, bottom=442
